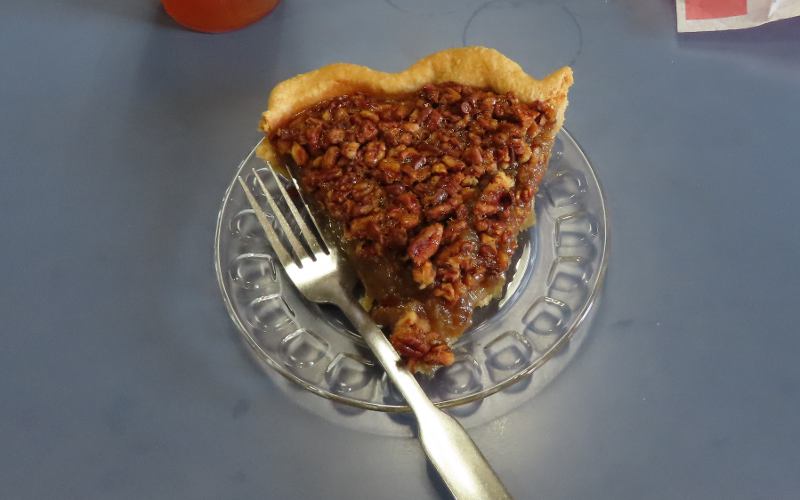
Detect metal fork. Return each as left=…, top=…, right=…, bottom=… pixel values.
left=238, top=166, right=512, bottom=500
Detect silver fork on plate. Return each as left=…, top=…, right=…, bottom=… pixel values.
left=238, top=165, right=512, bottom=500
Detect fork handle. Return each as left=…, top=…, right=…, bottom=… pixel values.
left=337, top=299, right=513, bottom=500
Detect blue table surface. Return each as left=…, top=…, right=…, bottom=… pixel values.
left=2, top=1, right=799, bottom=498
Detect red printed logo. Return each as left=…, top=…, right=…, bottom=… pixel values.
left=685, top=0, right=748, bottom=19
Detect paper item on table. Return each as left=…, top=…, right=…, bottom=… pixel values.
left=677, top=0, right=800, bottom=32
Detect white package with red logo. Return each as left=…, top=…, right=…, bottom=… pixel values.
left=677, top=0, right=800, bottom=32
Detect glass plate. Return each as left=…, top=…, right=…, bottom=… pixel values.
left=214, top=130, right=608, bottom=411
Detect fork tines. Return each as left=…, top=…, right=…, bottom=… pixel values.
left=237, top=166, right=327, bottom=269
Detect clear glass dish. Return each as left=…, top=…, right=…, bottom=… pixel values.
left=214, top=129, right=608, bottom=411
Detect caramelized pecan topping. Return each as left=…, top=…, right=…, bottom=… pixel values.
left=272, top=82, right=556, bottom=369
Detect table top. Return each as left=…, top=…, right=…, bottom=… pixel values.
left=2, top=1, right=799, bottom=498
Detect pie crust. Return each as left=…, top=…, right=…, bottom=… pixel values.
left=258, top=47, right=572, bottom=165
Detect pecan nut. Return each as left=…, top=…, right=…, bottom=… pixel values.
left=407, top=223, right=443, bottom=266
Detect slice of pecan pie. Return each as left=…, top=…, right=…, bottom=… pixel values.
left=258, top=47, right=573, bottom=372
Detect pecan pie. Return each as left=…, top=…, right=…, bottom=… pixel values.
left=258, top=47, right=573, bottom=372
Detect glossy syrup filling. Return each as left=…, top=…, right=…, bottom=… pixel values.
left=271, top=82, right=557, bottom=371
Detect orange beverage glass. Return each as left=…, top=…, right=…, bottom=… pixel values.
left=161, top=0, right=280, bottom=33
